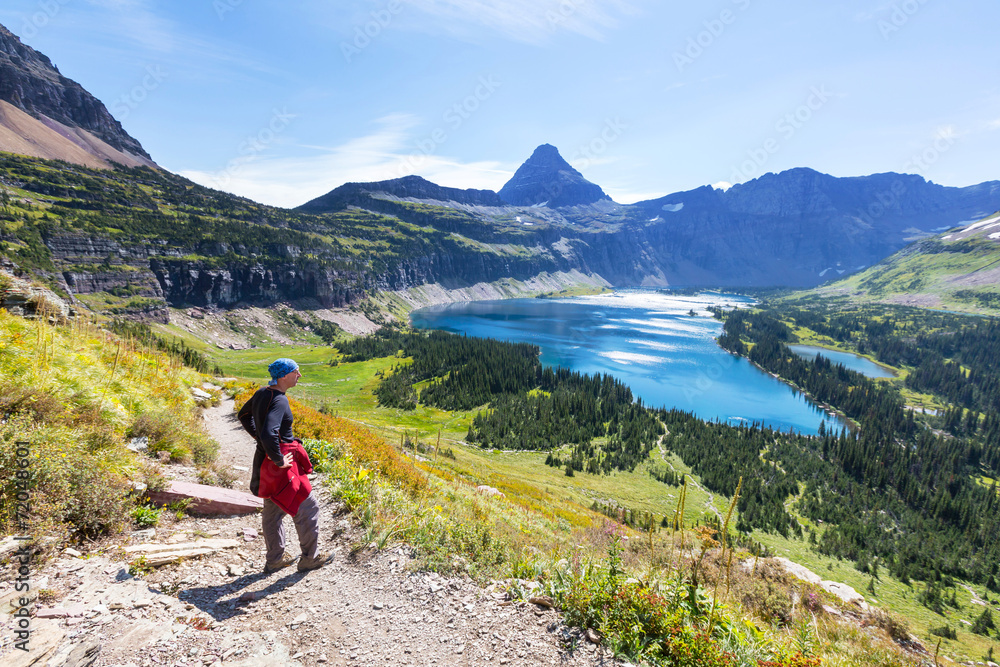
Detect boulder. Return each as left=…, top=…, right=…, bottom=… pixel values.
left=147, top=480, right=262, bottom=515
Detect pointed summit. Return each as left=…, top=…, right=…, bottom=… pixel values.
left=499, top=144, right=610, bottom=208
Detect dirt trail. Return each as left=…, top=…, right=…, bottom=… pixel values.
left=1, top=400, right=627, bottom=667
left=655, top=429, right=723, bottom=523
left=201, top=395, right=255, bottom=489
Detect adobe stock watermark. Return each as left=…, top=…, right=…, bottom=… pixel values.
left=729, top=85, right=832, bottom=185
left=11, top=441, right=33, bottom=653
left=674, top=0, right=752, bottom=72
left=110, top=66, right=168, bottom=121
left=683, top=352, right=737, bottom=401
left=213, top=0, right=243, bottom=20
left=856, top=127, right=956, bottom=225
left=213, top=108, right=295, bottom=188
left=341, top=0, right=403, bottom=63
left=877, top=0, right=931, bottom=40
left=546, top=0, right=584, bottom=31
left=18, top=0, right=71, bottom=40
left=569, top=117, right=628, bottom=171
left=396, top=75, right=501, bottom=177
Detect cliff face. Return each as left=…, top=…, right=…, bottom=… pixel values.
left=0, top=23, right=154, bottom=165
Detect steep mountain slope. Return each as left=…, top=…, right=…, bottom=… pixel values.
left=808, top=211, right=1000, bottom=313
left=497, top=143, right=610, bottom=207
left=0, top=22, right=154, bottom=168
left=630, top=168, right=1000, bottom=286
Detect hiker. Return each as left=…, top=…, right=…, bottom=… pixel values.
left=238, top=358, right=332, bottom=573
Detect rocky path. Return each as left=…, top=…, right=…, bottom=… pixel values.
left=1, top=400, right=628, bottom=667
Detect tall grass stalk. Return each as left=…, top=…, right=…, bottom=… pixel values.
left=709, top=475, right=742, bottom=636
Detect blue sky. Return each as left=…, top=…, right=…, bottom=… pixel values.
left=2, top=0, right=998, bottom=207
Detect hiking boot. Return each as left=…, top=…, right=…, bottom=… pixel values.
left=264, top=553, right=296, bottom=573
left=297, top=551, right=333, bottom=572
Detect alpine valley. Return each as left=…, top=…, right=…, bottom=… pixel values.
left=2, top=19, right=1000, bottom=667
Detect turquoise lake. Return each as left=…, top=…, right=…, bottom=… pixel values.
left=788, top=344, right=896, bottom=379
left=411, top=291, right=845, bottom=435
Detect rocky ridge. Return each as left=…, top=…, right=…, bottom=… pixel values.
left=0, top=22, right=154, bottom=167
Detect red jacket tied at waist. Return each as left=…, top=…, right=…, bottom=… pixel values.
left=256, top=440, right=313, bottom=516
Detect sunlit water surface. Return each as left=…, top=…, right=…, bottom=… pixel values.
left=411, top=291, right=845, bottom=435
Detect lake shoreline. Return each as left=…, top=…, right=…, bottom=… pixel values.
left=412, top=291, right=847, bottom=436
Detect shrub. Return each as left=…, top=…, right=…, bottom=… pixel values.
left=140, top=461, right=168, bottom=492
left=0, top=387, right=64, bottom=422
left=971, top=608, right=995, bottom=636
left=131, top=504, right=162, bottom=527
left=302, top=438, right=346, bottom=474
left=929, top=625, right=957, bottom=640
left=865, top=608, right=911, bottom=643
left=549, top=539, right=738, bottom=664
left=129, top=410, right=191, bottom=462
left=196, top=464, right=237, bottom=488
left=129, top=410, right=218, bottom=464
left=0, top=419, right=135, bottom=549
left=189, top=436, right=219, bottom=466
left=742, top=581, right=793, bottom=626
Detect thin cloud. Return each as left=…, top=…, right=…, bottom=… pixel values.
left=177, top=114, right=516, bottom=208
left=61, top=2, right=285, bottom=80
left=399, top=0, right=637, bottom=44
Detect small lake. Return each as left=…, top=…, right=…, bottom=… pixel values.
left=411, top=291, right=847, bottom=435
left=787, top=345, right=896, bottom=379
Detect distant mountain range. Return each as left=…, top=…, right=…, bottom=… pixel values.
left=300, top=149, right=1000, bottom=288
left=0, top=20, right=999, bottom=311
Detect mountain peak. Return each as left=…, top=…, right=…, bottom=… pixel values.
left=499, top=144, right=610, bottom=208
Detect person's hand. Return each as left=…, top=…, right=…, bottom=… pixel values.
left=277, top=452, right=294, bottom=469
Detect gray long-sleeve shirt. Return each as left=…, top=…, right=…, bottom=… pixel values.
left=238, top=386, right=294, bottom=496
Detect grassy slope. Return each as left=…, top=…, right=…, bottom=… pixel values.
left=0, top=304, right=214, bottom=547
left=1, top=277, right=965, bottom=663
left=194, top=330, right=997, bottom=663
left=806, top=214, right=1000, bottom=316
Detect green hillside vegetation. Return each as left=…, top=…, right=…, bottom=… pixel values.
left=0, top=301, right=218, bottom=551
left=0, top=152, right=564, bottom=319
left=132, top=291, right=1000, bottom=663
left=807, top=212, right=1000, bottom=315
left=0, top=152, right=627, bottom=323
left=0, top=291, right=874, bottom=667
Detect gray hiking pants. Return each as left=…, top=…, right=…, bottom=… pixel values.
left=262, top=490, right=320, bottom=563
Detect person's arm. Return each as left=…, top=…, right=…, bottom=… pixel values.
left=261, top=394, right=289, bottom=465
left=237, top=398, right=256, bottom=438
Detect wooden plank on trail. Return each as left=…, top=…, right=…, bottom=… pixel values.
left=148, top=480, right=262, bottom=515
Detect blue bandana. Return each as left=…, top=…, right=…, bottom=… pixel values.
left=267, top=358, right=299, bottom=386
